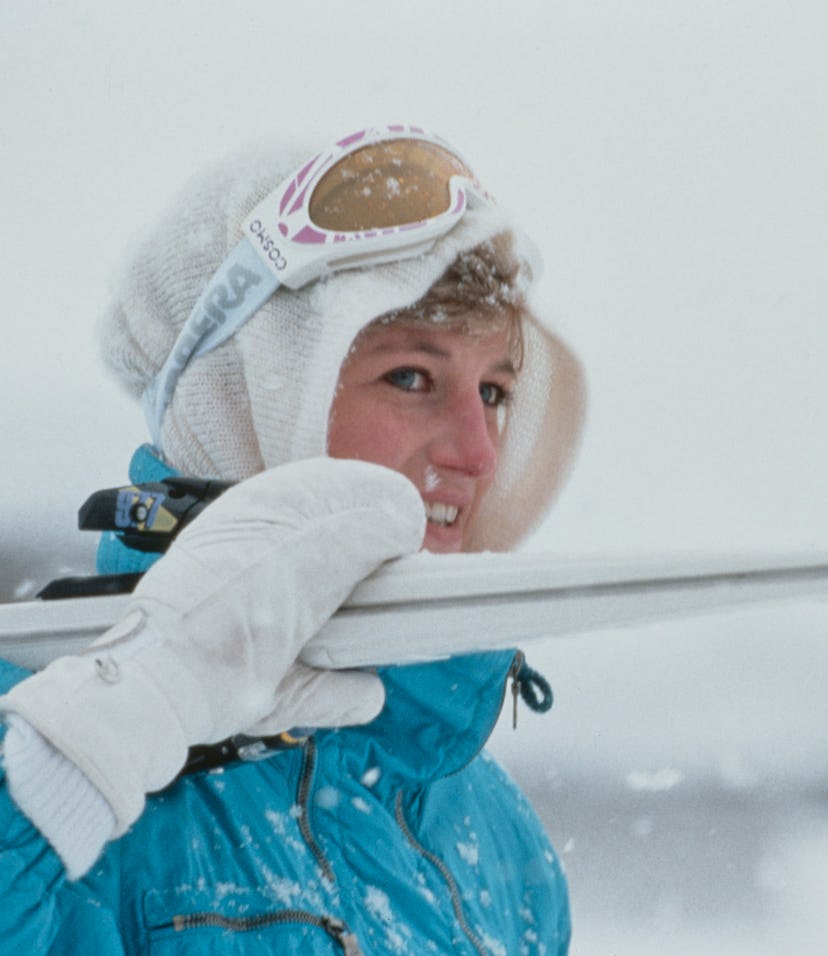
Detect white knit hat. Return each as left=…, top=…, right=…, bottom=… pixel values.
left=100, top=135, right=585, bottom=551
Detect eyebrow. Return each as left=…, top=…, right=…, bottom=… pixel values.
left=364, top=337, right=451, bottom=359
left=363, top=336, right=517, bottom=376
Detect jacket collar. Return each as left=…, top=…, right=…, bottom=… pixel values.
left=320, top=650, right=517, bottom=791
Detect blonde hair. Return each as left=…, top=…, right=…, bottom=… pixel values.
left=365, top=234, right=526, bottom=369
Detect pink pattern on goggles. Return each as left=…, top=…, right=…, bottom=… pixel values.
left=143, top=125, right=492, bottom=449
left=245, top=124, right=491, bottom=288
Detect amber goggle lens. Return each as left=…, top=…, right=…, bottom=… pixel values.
left=308, top=139, right=475, bottom=233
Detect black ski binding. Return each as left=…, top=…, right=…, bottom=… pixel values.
left=38, top=476, right=233, bottom=600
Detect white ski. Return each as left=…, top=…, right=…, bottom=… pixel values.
left=1, top=552, right=826, bottom=672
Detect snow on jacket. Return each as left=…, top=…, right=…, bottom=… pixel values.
left=0, top=647, right=570, bottom=954
left=0, top=447, right=570, bottom=953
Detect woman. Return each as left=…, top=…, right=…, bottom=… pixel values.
left=0, top=126, right=584, bottom=953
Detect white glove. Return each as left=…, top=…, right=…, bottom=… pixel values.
left=0, top=458, right=425, bottom=850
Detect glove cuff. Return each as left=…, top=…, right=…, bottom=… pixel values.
left=0, top=646, right=197, bottom=835
left=3, top=715, right=116, bottom=880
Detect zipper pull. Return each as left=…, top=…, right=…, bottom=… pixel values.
left=509, top=650, right=554, bottom=731
left=323, top=916, right=365, bottom=956
left=510, top=651, right=525, bottom=730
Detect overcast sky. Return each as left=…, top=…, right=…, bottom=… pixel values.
left=2, top=0, right=827, bottom=564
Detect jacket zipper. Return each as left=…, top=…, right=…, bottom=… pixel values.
left=389, top=653, right=524, bottom=956
left=394, top=792, right=489, bottom=956
left=168, top=909, right=363, bottom=954
left=297, top=737, right=336, bottom=884
left=291, top=656, right=519, bottom=956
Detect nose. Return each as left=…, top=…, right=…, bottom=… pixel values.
left=429, top=390, right=499, bottom=478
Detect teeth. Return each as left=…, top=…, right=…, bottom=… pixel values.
left=425, top=502, right=459, bottom=527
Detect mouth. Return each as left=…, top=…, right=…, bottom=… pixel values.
left=424, top=501, right=460, bottom=527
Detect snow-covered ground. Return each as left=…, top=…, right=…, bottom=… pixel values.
left=3, top=2, right=828, bottom=952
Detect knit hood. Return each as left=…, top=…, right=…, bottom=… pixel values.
left=100, top=134, right=585, bottom=551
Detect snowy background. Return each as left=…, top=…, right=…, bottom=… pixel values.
left=2, top=1, right=828, bottom=952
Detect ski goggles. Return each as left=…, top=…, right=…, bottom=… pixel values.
left=143, top=125, right=492, bottom=448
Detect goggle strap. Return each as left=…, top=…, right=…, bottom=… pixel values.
left=143, top=238, right=280, bottom=448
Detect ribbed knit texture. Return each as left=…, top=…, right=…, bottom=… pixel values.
left=3, top=714, right=116, bottom=880
left=99, top=137, right=587, bottom=550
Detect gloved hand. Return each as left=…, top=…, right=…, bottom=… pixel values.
left=0, top=458, right=425, bottom=859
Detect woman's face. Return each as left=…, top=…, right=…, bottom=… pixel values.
left=327, top=320, right=517, bottom=553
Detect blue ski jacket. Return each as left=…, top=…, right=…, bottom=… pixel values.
left=0, top=451, right=571, bottom=954
left=0, top=653, right=570, bottom=954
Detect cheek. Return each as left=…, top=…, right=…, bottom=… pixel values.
left=328, top=402, right=407, bottom=471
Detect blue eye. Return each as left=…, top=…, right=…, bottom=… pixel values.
left=385, top=368, right=428, bottom=391
left=480, top=383, right=511, bottom=407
